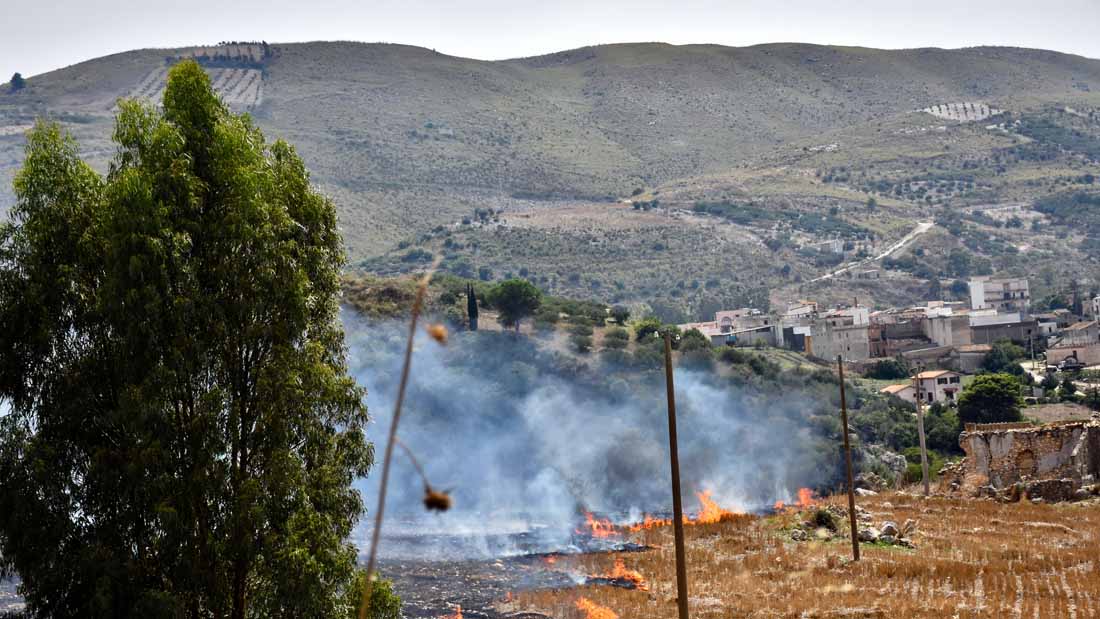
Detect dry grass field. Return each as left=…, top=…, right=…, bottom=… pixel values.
left=505, top=492, right=1100, bottom=618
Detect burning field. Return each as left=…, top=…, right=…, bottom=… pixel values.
left=500, top=491, right=1100, bottom=618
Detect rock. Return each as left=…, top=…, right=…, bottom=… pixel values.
left=857, top=528, right=879, bottom=543
left=790, top=528, right=808, bottom=542
left=880, top=501, right=894, bottom=510
left=900, top=519, right=918, bottom=537
left=855, top=472, right=888, bottom=491
left=855, top=488, right=878, bottom=497
left=1073, top=488, right=1092, bottom=502
left=878, top=534, right=897, bottom=545
left=879, top=521, right=899, bottom=537
left=896, top=538, right=916, bottom=549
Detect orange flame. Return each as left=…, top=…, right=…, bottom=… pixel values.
left=543, top=556, right=557, bottom=565
left=607, top=557, right=649, bottom=591
left=575, top=597, right=618, bottom=619
left=443, top=605, right=462, bottom=619
left=577, top=511, right=618, bottom=538
left=797, top=487, right=817, bottom=508
left=626, top=514, right=674, bottom=532
left=774, top=500, right=785, bottom=511
left=624, top=490, right=740, bottom=531
left=693, top=489, right=738, bottom=524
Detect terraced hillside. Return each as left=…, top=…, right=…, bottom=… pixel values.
left=2, top=42, right=1100, bottom=317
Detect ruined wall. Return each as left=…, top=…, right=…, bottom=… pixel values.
left=960, top=420, right=1100, bottom=488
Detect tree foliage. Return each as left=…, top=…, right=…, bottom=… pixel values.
left=488, top=278, right=542, bottom=331
left=0, top=60, right=375, bottom=618
left=8, top=72, right=24, bottom=92
left=980, top=339, right=1026, bottom=376
left=957, top=374, right=1023, bottom=425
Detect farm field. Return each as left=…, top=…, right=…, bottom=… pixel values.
left=507, top=492, right=1100, bottom=618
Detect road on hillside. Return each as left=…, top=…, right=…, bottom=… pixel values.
left=810, top=221, right=934, bottom=283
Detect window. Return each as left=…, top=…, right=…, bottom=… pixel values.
left=949, top=376, right=960, bottom=384
left=937, top=377, right=948, bottom=385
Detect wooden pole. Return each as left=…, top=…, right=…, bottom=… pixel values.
left=836, top=356, right=860, bottom=562
left=912, top=369, right=930, bottom=496
left=664, top=333, right=690, bottom=619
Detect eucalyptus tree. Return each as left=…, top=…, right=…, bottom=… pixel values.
left=0, top=60, right=383, bottom=618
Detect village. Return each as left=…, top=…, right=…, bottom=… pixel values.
left=679, top=275, right=1100, bottom=403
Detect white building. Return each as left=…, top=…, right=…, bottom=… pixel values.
left=915, top=370, right=963, bottom=405
left=969, top=277, right=1030, bottom=313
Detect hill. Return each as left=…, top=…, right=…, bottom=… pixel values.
left=3, top=42, right=1100, bottom=317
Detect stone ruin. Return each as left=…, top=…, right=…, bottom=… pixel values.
left=952, top=417, right=1100, bottom=502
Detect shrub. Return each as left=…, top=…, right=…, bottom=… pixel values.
left=864, top=358, right=909, bottom=380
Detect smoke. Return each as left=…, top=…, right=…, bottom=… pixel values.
left=343, top=312, right=832, bottom=558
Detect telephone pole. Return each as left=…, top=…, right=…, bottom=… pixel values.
left=663, top=333, right=690, bottom=619
left=912, top=366, right=930, bottom=496
left=837, top=356, right=860, bottom=561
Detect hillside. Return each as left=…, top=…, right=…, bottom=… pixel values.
left=3, top=42, right=1100, bottom=317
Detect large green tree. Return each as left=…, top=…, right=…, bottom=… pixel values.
left=488, top=278, right=542, bottom=331
left=0, top=61, right=376, bottom=618
left=957, top=373, right=1023, bottom=425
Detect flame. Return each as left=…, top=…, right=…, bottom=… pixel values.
left=607, top=557, right=649, bottom=591
left=443, top=605, right=462, bottom=619
left=797, top=487, right=817, bottom=508
left=693, top=489, right=738, bottom=524
left=774, top=500, right=785, bottom=511
left=543, top=556, right=557, bottom=565
left=626, top=514, right=674, bottom=532
left=577, top=511, right=618, bottom=538
left=575, top=597, right=618, bottom=619
left=623, top=490, right=740, bottom=531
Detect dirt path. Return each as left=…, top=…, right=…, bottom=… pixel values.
left=810, top=221, right=933, bottom=283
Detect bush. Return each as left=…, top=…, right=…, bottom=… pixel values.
left=719, top=347, right=748, bottom=365
left=570, top=334, right=593, bottom=354
left=864, top=358, right=909, bottom=380
left=610, top=305, right=631, bottom=324
left=344, top=574, right=402, bottom=619
left=679, top=328, right=711, bottom=352
left=634, top=316, right=663, bottom=341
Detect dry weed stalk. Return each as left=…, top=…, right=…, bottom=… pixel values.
left=358, top=260, right=443, bottom=619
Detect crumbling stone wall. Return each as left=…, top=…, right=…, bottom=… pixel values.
left=960, top=420, right=1100, bottom=488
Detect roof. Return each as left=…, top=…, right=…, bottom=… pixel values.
left=1065, top=321, right=1098, bottom=331
left=917, top=369, right=958, bottom=379
left=880, top=384, right=913, bottom=395
left=955, top=344, right=992, bottom=353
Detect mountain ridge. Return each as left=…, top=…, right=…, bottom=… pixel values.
left=2, top=41, right=1099, bottom=317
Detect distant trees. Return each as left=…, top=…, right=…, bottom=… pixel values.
left=8, top=72, right=24, bottom=92
left=489, top=279, right=542, bottom=332
left=957, top=374, right=1023, bottom=425
left=980, top=339, right=1026, bottom=376
left=864, top=358, right=909, bottom=380
left=610, top=305, right=631, bottom=325
left=633, top=316, right=663, bottom=341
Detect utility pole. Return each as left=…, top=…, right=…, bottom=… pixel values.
left=663, top=333, right=690, bottom=619
left=912, top=366, right=930, bottom=496
left=837, top=356, right=860, bottom=561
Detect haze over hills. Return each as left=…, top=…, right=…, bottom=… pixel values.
left=2, top=41, right=1100, bottom=318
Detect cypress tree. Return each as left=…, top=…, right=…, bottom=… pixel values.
left=467, top=283, right=479, bottom=331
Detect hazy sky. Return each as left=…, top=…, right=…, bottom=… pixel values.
left=4, top=0, right=1099, bottom=80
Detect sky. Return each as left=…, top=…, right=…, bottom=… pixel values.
left=4, top=0, right=1099, bottom=80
